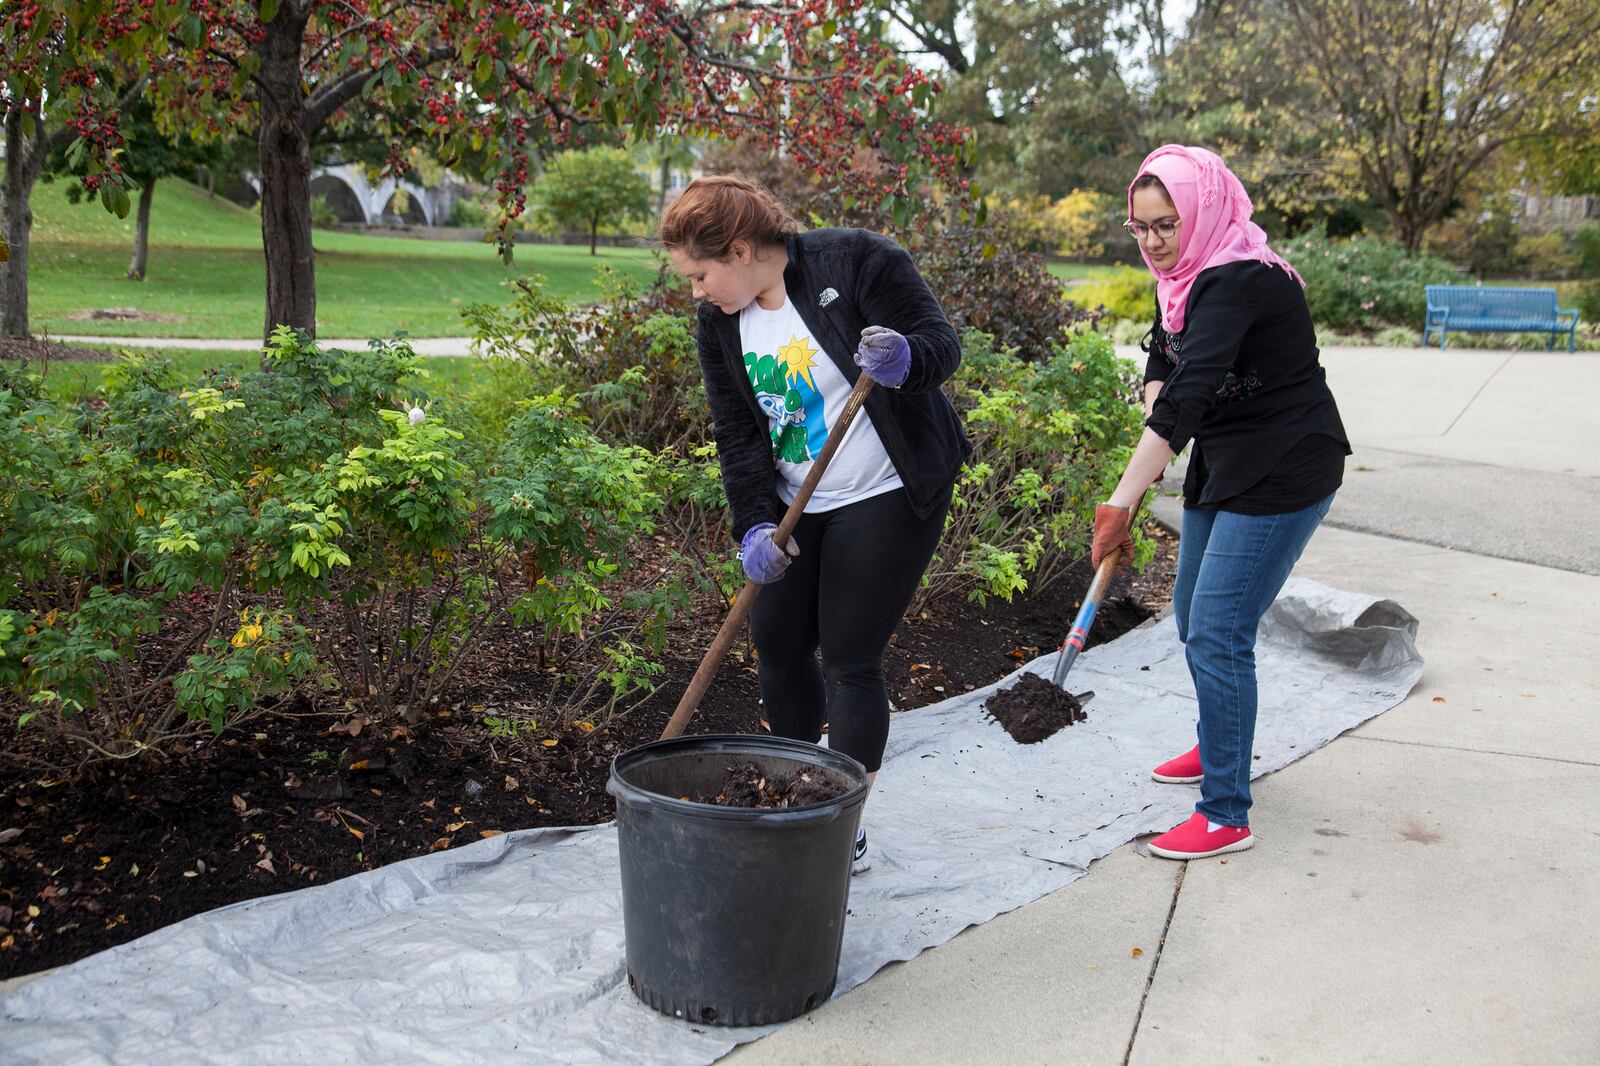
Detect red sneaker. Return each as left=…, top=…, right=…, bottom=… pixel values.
left=1147, top=812, right=1254, bottom=860
left=1152, top=745, right=1203, bottom=784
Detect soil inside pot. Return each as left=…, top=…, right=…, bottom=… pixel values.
left=692, top=762, right=848, bottom=808
left=984, top=674, right=1087, bottom=743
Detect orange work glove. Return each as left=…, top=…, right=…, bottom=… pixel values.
left=1092, top=504, right=1134, bottom=571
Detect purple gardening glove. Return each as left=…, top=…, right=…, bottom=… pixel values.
left=739, top=522, right=798, bottom=584
left=854, top=326, right=911, bottom=388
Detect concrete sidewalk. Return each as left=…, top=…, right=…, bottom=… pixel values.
left=727, top=350, right=1600, bottom=1064
left=51, top=334, right=480, bottom=357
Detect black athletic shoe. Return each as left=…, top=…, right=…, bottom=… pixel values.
left=852, top=827, right=871, bottom=875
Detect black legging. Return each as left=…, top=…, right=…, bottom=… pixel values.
left=748, top=486, right=950, bottom=772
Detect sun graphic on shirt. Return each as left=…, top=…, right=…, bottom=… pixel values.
left=776, top=334, right=819, bottom=393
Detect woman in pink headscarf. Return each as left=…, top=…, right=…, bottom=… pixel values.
left=1091, top=145, right=1349, bottom=860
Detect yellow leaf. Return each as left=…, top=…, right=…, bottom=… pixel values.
left=1131, top=947, right=1144, bottom=958
left=479, top=829, right=504, bottom=839
left=577, top=721, right=595, bottom=733
left=27, top=905, right=41, bottom=918
left=348, top=759, right=369, bottom=771
left=347, top=826, right=364, bottom=841
left=445, top=821, right=469, bottom=833
left=541, top=738, right=559, bottom=747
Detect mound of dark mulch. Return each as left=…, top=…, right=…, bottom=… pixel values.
left=692, top=762, right=847, bottom=808
left=0, top=337, right=119, bottom=363
left=984, top=674, right=1087, bottom=743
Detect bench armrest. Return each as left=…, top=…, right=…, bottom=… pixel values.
left=1556, top=306, right=1580, bottom=321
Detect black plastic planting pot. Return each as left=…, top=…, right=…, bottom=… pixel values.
left=607, top=734, right=869, bottom=1027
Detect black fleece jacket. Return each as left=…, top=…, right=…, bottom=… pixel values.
left=697, top=228, right=972, bottom=542
left=1144, top=260, right=1348, bottom=513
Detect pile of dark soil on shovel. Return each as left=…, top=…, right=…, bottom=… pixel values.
left=693, top=763, right=847, bottom=808
left=984, top=674, right=1088, bottom=743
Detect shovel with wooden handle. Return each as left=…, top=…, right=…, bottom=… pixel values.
left=660, top=372, right=876, bottom=741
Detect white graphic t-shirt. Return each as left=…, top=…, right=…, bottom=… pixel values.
left=738, top=296, right=903, bottom=511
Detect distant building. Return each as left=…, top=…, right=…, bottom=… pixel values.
left=1518, top=190, right=1600, bottom=232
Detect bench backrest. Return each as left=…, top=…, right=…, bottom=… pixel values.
left=1426, top=285, right=1559, bottom=323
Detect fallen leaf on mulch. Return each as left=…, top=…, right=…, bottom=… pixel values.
left=0, top=827, right=22, bottom=844
left=429, top=838, right=452, bottom=852
left=479, top=830, right=504, bottom=839
left=445, top=821, right=469, bottom=833
left=503, top=776, right=519, bottom=791
left=329, top=718, right=366, bottom=738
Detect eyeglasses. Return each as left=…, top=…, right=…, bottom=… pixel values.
left=1123, top=218, right=1181, bottom=242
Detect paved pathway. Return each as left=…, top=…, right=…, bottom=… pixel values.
left=728, top=346, right=1600, bottom=1064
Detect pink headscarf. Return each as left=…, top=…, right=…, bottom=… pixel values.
left=1129, top=145, right=1302, bottom=333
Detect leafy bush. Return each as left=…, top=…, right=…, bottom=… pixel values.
left=1513, top=232, right=1578, bottom=278
left=1, top=329, right=699, bottom=771
left=995, top=190, right=1115, bottom=258
left=1068, top=267, right=1155, bottom=324
left=910, top=226, right=1100, bottom=360
left=1576, top=226, right=1600, bottom=322
left=0, top=355, right=320, bottom=768
left=309, top=194, right=338, bottom=229
left=465, top=268, right=704, bottom=453
left=915, top=329, right=1149, bottom=610
left=448, top=196, right=492, bottom=228
left=1279, top=233, right=1461, bottom=332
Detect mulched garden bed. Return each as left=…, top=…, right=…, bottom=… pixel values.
left=0, top=524, right=1176, bottom=979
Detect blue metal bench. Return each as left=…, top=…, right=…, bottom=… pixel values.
left=1424, top=285, right=1580, bottom=351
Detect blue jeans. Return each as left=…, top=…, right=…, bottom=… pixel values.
left=1172, top=494, right=1335, bottom=826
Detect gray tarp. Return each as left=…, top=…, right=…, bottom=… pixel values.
left=1, top=578, right=1422, bottom=1064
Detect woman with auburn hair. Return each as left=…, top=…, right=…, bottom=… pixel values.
left=660, top=176, right=970, bottom=873
left=1092, top=145, right=1349, bottom=860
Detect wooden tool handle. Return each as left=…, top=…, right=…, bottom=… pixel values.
left=660, top=372, right=876, bottom=741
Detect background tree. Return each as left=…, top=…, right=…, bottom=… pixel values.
left=1282, top=0, right=1600, bottom=251
left=881, top=0, right=1133, bottom=199
left=0, top=5, right=146, bottom=336
left=531, top=147, right=652, bottom=254
left=10, top=0, right=967, bottom=345
left=49, top=98, right=231, bottom=280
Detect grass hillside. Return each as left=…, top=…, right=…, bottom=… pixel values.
left=28, top=178, right=662, bottom=338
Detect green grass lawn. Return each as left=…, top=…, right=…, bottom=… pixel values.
left=34, top=343, right=494, bottom=407
left=29, top=178, right=663, bottom=339
left=1046, top=262, right=1125, bottom=283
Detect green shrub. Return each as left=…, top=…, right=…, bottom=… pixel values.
left=1513, top=232, right=1578, bottom=278
left=448, top=196, right=492, bottom=228
left=1068, top=267, right=1156, bottom=324
left=916, top=329, right=1149, bottom=609
left=908, top=226, right=1100, bottom=361
left=1280, top=233, right=1461, bottom=332
left=309, top=194, right=338, bottom=229
left=0, top=357, right=318, bottom=764
left=1576, top=226, right=1600, bottom=322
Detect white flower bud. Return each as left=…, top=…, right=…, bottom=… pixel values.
left=407, top=407, right=425, bottom=424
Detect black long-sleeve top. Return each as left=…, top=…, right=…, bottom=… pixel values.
left=696, top=228, right=972, bottom=541
left=1144, top=261, right=1349, bottom=515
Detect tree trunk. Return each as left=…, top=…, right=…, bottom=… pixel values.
left=590, top=222, right=598, bottom=255
left=127, top=178, right=156, bottom=280
left=256, top=9, right=317, bottom=346
left=658, top=154, right=670, bottom=217
left=0, top=109, right=42, bottom=338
